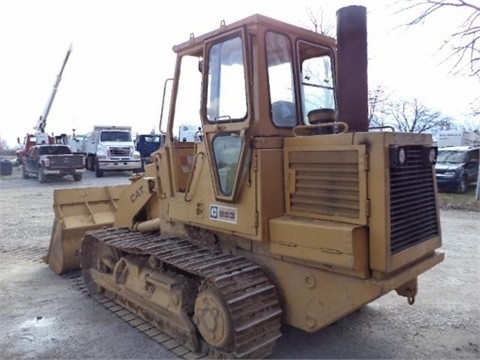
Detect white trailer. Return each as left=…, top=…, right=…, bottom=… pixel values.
left=84, top=125, right=141, bottom=177
left=437, top=131, right=480, bottom=148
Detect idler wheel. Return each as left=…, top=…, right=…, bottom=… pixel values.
left=193, top=288, right=233, bottom=349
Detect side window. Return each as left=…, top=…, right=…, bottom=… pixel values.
left=266, top=31, right=297, bottom=127
left=173, top=55, right=202, bottom=141
left=212, top=133, right=243, bottom=196
left=298, top=41, right=335, bottom=123
left=207, top=37, right=247, bottom=122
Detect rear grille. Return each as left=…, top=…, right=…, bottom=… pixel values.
left=108, top=147, right=131, bottom=158
left=288, top=150, right=362, bottom=221
left=390, top=146, right=439, bottom=254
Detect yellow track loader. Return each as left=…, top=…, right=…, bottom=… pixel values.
left=45, top=6, right=443, bottom=358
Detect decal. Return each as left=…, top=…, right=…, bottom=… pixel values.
left=130, top=185, right=144, bottom=203
left=209, top=204, right=237, bottom=224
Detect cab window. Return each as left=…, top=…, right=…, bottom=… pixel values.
left=206, top=36, right=247, bottom=122
left=266, top=31, right=297, bottom=127
left=297, top=40, right=335, bottom=123
left=212, top=133, right=243, bottom=196
left=173, top=55, right=202, bottom=141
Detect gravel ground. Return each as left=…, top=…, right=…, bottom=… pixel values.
left=0, top=166, right=479, bottom=359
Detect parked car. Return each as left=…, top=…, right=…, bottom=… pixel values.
left=435, top=146, right=479, bottom=193
left=22, top=144, right=86, bottom=183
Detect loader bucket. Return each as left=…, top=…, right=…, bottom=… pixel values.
left=45, top=185, right=129, bottom=274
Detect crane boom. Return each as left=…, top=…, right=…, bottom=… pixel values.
left=35, top=44, right=73, bottom=133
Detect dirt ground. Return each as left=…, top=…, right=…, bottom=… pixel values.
left=0, top=166, right=478, bottom=359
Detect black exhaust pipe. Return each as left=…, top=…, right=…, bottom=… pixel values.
left=336, top=6, right=369, bottom=132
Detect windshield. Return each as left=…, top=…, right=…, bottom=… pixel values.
left=141, top=135, right=162, bottom=143
left=100, top=131, right=132, bottom=142
left=437, top=150, right=467, bottom=164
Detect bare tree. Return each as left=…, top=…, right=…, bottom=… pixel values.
left=304, top=6, right=335, bottom=36
left=385, top=97, right=455, bottom=132
left=460, top=118, right=480, bottom=132
left=468, top=98, right=480, bottom=117
left=399, top=0, right=480, bottom=77
left=368, top=85, right=391, bottom=128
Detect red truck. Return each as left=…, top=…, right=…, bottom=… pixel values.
left=22, top=144, right=85, bottom=183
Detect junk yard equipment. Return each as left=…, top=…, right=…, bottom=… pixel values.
left=45, top=6, right=444, bottom=359
left=17, top=45, right=72, bottom=165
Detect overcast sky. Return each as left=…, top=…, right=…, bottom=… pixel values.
left=1, top=0, right=478, bottom=147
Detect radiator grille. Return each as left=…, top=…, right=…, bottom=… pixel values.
left=108, top=147, right=131, bottom=158
left=288, top=150, right=362, bottom=221
left=390, top=146, right=439, bottom=254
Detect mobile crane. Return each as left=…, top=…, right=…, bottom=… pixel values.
left=16, top=45, right=72, bottom=164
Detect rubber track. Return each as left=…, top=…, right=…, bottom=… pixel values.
left=86, top=227, right=282, bottom=359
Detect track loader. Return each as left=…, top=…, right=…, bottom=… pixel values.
left=45, top=6, right=444, bottom=359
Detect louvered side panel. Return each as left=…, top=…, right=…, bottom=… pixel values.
left=286, top=146, right=367, bottom=225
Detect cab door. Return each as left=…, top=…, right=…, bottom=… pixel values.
left=25, top=147, right=36, bottom=172
left=201, top=27, right=253, bottom=203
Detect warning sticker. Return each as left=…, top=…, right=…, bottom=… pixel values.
left=209, top=204, right=237, bottom=224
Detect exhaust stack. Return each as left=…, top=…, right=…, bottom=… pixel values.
left=336, top=6, right=369, bottom=132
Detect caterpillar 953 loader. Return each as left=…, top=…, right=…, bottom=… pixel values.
left=45, top=5, right=444, bottom=359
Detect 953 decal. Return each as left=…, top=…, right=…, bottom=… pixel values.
left=209, top=204, right=237, bottom=224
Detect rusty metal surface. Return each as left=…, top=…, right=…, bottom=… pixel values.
left=336, top=6, right=369, bottom=132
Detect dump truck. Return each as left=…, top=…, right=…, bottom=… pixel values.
left=45, top=6, right=444, bottom=359
left=84, top=125, right=142, bottom=177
